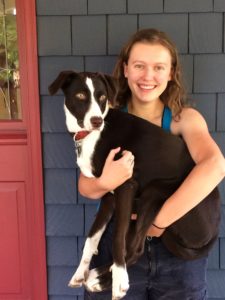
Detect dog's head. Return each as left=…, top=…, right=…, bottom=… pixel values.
left=49, top=71, right=117, bottom=133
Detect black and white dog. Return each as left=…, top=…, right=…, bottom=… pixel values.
left=49, top=71, right=220, bottom=300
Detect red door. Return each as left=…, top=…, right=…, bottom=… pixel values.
left=0, top=0, right=47, bottom=299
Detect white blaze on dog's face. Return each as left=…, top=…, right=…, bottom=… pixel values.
left=83, top=77, right=109, bottom=131
left=64, top=74, right=110, bottom=133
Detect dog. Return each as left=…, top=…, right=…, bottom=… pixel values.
left=49, top=71, right=220, bottom=300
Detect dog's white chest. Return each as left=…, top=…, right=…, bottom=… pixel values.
left=76, top=131, right=100, bottom=178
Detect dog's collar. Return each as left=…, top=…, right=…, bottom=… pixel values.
left=74, top=130, right=90, bottom=141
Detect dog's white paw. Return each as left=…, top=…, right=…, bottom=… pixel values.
left=111, top=263, right=129, bottom=300
left=68, top=265, right=89, bottom=288
left=84, top=268, right=103, bottom=292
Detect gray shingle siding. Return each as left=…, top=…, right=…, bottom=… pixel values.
left=37, top=16, right=72, bottom=56
left=88, top=0, right=126, bottom=15
left=189, top=13, right=223, bottom=54
left=39, top=57, right=84, bottom=95
left=108, top=15, right=138, bottom=55
left=72, top=16, right=107, bottom=55
left=164, top=0, right=213, bottom=12
left=85, top=56, right=117, bottom=74
left=36, top=0, right=87, bottom=15
left=214, top=0, right=225, bottom=11
left=36, top=0, right=225, bottom=298
left=128, top=0, right=163, bottom=14
left=218, top=94, right=225, bottom=131
left=194, top=55, right=225, bottom=93
left=190, top=93, right=217, bottom=132
left=139, top=14, right=188, bottom=53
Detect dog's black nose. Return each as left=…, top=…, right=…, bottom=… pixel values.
left=90, top=116, right=103, bottom=128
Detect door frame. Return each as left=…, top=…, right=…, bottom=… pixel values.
left=0, top=0, right=47, bottom=298
left=17, top=0, right=48, bottom=298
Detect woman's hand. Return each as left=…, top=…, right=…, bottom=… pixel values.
left=78, top=147, right=134, bottom=199
left=98, top=147, right=135, bottom=191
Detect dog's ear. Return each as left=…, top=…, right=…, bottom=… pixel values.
left=98, top=73, right=118, bottom=107
left=48, top=70, right=77, bottom=95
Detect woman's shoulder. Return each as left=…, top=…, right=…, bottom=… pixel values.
left=171, top=107, right=208, bottom=136
left=179, top=107, right=206, bottom=123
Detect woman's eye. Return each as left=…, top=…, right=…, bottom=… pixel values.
left=75, top=92, right=86, bottom=100
left=155, top=65, right=165, bottom=71
left=99, top=94, right=107, bottom=102
left=134, top=64, right=144, bottom=69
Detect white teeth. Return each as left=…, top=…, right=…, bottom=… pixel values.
left=139, top=85, right=155, bottom=90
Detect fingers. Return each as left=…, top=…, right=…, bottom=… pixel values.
left=107, top=148, right=134, bottom=164
left=100, top=148, right=135, bottom=191
left=121, top=150, right=135, bottom=166
left=127, top=156, right=135, bottom=166
left=106, top=147, right=121, bottom=163
left=107, top=147, right=135, bottom=174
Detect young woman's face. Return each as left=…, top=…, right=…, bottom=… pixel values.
left=124, top=42, right=172, bottom=105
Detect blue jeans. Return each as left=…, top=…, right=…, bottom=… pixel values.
left=84, top=219, right=208, bottom=300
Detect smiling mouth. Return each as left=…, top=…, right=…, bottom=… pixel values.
left=138, top=84, right=156, bottom=90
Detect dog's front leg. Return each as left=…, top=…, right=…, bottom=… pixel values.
left=111, top=179, right=138, bottom=300
left=69, top=192, right=115, bottom=288
left=126, top=181, right=167, bottom=266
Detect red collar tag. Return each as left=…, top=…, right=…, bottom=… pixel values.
left=74, top=130, right=90, bottom=141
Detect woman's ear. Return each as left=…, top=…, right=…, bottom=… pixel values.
left=123, top=62, right=128, bottom=78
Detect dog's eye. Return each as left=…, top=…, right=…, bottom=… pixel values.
left=99, top=94, right=107, bottom=102
left=76, top=92, right=86, bottom=100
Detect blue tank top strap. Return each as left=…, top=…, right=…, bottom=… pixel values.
left=121, top=106, right=128, bottom=113
left=121, top=105, right=172, bottom=132
left=162, top=106, right=172, bottom=132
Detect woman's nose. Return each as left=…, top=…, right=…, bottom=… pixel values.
left=143, top=67, right=154, bottom=80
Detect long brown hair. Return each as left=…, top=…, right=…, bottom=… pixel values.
left=113, top=28, right=187, bottom=117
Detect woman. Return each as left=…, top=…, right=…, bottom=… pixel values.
left=80, top=29, right=225, bottom=299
